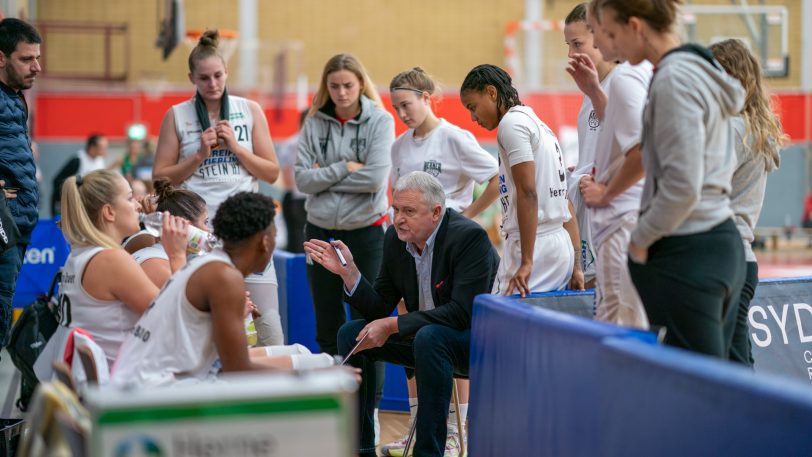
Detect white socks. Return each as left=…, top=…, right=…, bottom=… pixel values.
left=374, top=407, right=381, bottom=445
left=290, top=353, right=336, bottom=370
left=408, top=397, right=418, bottom=425
left=408, top=398, right=468, bottom=434
left=264, top=343, right=311, bottom=357
left=447, top=402, right=468, bottom=434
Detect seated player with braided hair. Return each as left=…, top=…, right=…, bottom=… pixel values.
left=112, top=192, right=339, bottom=386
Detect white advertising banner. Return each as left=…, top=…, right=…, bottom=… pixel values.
left=84, top=371, right=357, bottom=457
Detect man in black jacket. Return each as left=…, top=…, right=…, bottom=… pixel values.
left=305, top=171, right=499, bottom=457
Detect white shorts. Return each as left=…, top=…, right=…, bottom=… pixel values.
left=492, top=227, right=574, bottom=294
left=570, top=191, right=597, bottom=284
left=594, top=213, right=649, bottom=329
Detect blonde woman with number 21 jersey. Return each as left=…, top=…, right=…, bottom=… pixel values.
left=152, top=29, right=284, bottom=347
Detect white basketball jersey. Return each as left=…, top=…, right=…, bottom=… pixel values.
left=131, top=244, right=168, bottom=265
left=390, top=119, right=498, bottom=212
left=173, top=95, right=258, bottom=221
left=59, top=246, right=140, bottom=364
left=496, top=106, right=570, bottom=237
left=111, top=249, right=234, bottom=387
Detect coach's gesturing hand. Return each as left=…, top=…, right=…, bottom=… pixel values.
left=304, top=238, right=360, bottom=290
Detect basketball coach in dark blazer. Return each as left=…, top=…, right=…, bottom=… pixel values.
left=304, top=171, right=499, bottom=457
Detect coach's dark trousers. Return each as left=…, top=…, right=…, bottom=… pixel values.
left=339, top=320, right=470, bottom=457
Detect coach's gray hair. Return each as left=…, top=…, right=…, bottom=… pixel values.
left=393, top=171, right=446, bottom=210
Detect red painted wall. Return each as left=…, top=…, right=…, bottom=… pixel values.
left=32, top=90, right=811, bottom=143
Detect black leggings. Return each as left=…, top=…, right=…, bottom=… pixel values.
left=628, top=219, right=746, bottom=357
left=305, top=222, right=386, bottom=408
left=725, top=261, right=759, bottom=366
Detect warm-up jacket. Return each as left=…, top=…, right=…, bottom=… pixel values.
left=632, top=45, right=745, bottom=249
left=0, top=82, right=38, bottom=241
left=295, top=95, right=394, bottom=230
left=729, top=116, right=780, bottom=262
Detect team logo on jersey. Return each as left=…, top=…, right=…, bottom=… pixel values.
left=424, top=160, right=442, bottom=177
left=588, top=110, right=600, bottom=129
left=555, top=143, right=566, bottom=182
left=350, top=138, right=367, bottom=155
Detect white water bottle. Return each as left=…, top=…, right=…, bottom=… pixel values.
left=139, top=212, right=219, bottom=254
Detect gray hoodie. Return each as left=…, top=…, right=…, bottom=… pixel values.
left=632, top=46, right=745, bottom=249
left=729, top=116, right=780, bottom=262
left=295, top=95, right=394, bottom=230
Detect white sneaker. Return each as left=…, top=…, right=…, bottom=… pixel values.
left=380, top=433, right=414, bottom=457
left=382, top=427, right=461, bottom=457
left=444, top=431, right=462, bottom=457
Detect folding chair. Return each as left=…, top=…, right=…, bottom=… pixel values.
left=17, top=381, right=90, bottom=457
left=75, top=345, right=98, bottom=385
left=402, top=377, right=466, bottom=457
left=55, top=410, right=88, bottom=457
left=70, top=329, right=111, bottom=388
left=52, top=362, right=77, bottom=393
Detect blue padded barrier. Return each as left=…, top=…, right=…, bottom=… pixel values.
left=473, top=279, right=812, bottom=386
left=595, top=337, right=812, bottom=456
left=379, top=363, right=409, bottom=412
left=273, top=250, right=317, bottom=352
left=469, top=289, right=812, bottom=456
left=273, top=250, right=409, bottom=412
left=469, top=293, right=655, bottom=457
left=12, top=219, right=70, bottom=309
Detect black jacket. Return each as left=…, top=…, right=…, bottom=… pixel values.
left=346, top=209, right=499, bottom=338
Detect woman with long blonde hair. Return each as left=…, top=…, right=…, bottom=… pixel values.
left=58, top=170, right=187, bottom=364
left=710, top=38, right=784, bottom=365
left=296, top=53, right=394, bottom=357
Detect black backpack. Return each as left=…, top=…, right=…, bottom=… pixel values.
left=7, top=271, right=60, bottom=411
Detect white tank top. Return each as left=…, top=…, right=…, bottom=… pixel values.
left=59, top=246, right=140, bottom=364
left=131, top=244, right=168, bottom=265
left=111, top=249, right=233, bottom=387
left=173, top=95, right=258, bottom=221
